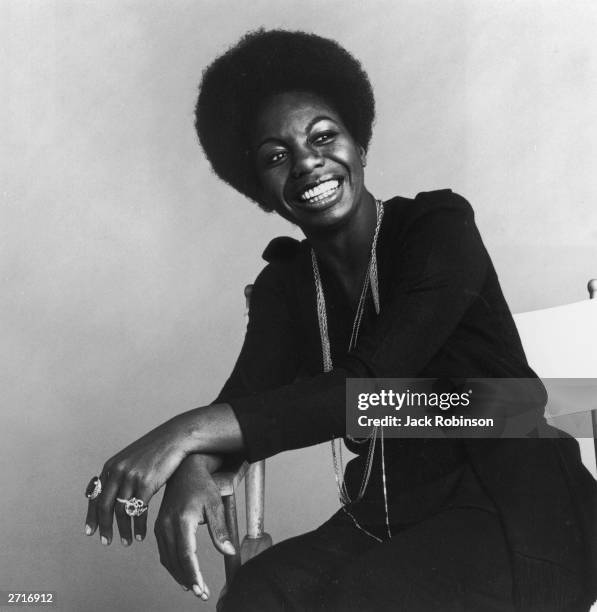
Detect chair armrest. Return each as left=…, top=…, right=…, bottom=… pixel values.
left=212, top=460, right=269, bottom=540
left=213, top=458, right=272, bottom=595
left=212, top=460, right=250, bottom=497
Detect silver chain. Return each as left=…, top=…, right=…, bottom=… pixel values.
left=311, top=199, right=392, bottom=541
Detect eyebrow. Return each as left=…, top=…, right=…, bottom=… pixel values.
left=255, top=115, right=337, bottom=151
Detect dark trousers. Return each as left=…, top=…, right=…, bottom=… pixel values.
left=221, top=505, right=515, bottom=612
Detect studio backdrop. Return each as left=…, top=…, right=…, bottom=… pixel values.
left=1, top=1, right=596, bottom=610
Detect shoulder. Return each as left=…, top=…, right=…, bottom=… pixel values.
left=384, top=189, right=475, bottom=225
left=252, top=235, right=305, bottom=295
left=414, top=188, right=474, bottom=215
left=382, top=189, right=478, bottom=243
left=261, top=236, right=303, bottom=263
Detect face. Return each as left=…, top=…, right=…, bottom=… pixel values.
left=251, top=91, right=368, bottom=232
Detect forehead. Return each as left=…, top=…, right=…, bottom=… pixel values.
left=252, top=91, right=343, bottom=139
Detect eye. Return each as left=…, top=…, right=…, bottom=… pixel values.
left=264, top=150, right=287, bottom=166
left=312, top=131, right=336, bottom=145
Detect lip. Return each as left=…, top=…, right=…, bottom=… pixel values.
left=293, top=175, right=344, bottom=200
left=292, top=178, right=345, bottom=212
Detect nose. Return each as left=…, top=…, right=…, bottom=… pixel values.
left=290, top=144, right=323, bottom=179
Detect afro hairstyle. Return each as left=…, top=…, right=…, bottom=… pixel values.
left=195, top=29, right=375, bottom=211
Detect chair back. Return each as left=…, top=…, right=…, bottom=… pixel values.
left=513, top=290, right=597, bottom=478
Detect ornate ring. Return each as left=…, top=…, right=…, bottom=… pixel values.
left=116, top=497, right=148, bottom=518
left=85, top=476, right=102, bottom=500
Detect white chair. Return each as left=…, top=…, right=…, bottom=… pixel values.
left=512, top=279, right=597, bottom=478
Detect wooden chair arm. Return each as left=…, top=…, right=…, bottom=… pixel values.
left=214, top=458, right=272, bottom=596
left=212, top=460, right=250, bottom=497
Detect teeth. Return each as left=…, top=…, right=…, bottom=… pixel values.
left=300, top=179, right=340, bottom=202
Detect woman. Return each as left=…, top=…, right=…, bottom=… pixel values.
left=84, top=30, right=597, bottom=610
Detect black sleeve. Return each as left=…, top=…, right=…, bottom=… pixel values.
left=212, top=261, right=299, bottom=405
left=228, top=193, right=495, bottom=462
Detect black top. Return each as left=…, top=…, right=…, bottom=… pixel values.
left=216, top=190, right=534, bottom=452
left=214, top=190, right=597, bottom=610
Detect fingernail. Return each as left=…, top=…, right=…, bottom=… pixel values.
left=121, top=537, right=130, bottom=547
left=192, top=584, right=203, bottom=597
left=84, top=524, right=93, bottom=536
left=181, top=585, right=189, bottom=591
left=222, top=540, right=236, bottom=555
left=200, top=592, right=208, bottom=601
left=135, top=534, right=143, bottom=541
left=204, top=584, right=211, bottom=598
left=101, top=536, right=109, bottom=546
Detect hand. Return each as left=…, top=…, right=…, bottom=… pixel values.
left=85, top=416, right=193, bottom=547
left=84, top=403, right=242, bottom=547
left=154, top=454, right=237, bottom=600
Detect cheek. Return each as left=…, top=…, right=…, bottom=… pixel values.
left=256, top=162, right=282, bottom=188
left=257, top=171, right=289, bottom=209
left=339, top=151, right=364, bottom=187
left=329, top=143, right=363, bottom=174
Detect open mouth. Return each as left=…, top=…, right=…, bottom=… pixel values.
left=298, top=178, right=342, bottom=205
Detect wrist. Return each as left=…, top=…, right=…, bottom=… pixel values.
left=163, top=410, right=207, bottom=457
left=183, top=453, right=222, bottom=475
left=179, top=403, right=244, bottom=455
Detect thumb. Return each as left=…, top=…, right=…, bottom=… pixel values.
left=205, top=498, right=236, bottom=556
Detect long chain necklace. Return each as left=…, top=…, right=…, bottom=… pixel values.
left=311, top=199, right=392, bottom=542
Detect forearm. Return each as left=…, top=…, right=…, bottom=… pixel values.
left=164, top=402, right=245, bottom=457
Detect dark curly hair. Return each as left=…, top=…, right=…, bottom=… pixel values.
left=195, top=29, right=376, bottom=211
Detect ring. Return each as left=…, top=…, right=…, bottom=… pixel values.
left=116, top=497, right=148, bottom=517
left=85, top=476, right=102, bottom=500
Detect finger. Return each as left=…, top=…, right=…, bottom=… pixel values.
left=176, top=518, right=208, bottom=599
left=84, top=476, right=102, bottom=536
left=155, top=526, right=183, bottom=585
left=97, top=471, right=120, bottom=546
left=156, top=530, right=189, bottom=593
left=114, top=486, right=134, bottom=547
left=133, top=508, right=148, bottom=542
left=132, top=483, right=152, bottom=542
left=84, top=498, right=98, bottom=536
left=205, top=498, right=236, bottom=556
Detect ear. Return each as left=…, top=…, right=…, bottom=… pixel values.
left=359, top=146, right=367, bottom=168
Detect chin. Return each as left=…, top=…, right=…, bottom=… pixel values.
left=293, top=199, right=356, bottom=232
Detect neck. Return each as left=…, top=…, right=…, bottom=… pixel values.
left=306, top=191, right=378, bottom=301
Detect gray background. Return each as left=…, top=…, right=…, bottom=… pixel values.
left=2, top=1, right=596, bottom=610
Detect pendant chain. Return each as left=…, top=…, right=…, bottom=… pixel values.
left=311, top=199, right=392, bottom=542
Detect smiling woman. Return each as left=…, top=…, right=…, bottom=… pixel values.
left=195, top=29, right=375, bottom=212
left=251, top=91, right=369, bottom=231
left=84, top=28, right=597, bottom=611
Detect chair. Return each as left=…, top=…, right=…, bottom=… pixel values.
left=512, top=278, right=597, bottom=478
left=214, top=278, right=597, bottom=603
